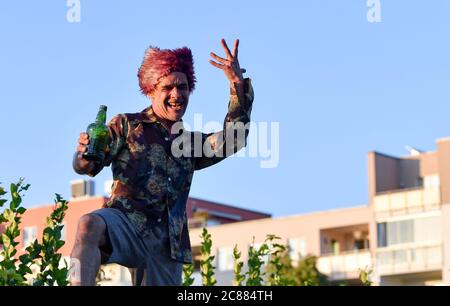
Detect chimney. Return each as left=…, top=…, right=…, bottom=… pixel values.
left=70, top=179, right=95, bottom=199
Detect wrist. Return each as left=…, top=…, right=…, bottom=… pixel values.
left=230, top=77, right=243, bottom=85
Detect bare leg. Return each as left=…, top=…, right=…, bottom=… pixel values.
left=70, top=214, right=107, bottom=286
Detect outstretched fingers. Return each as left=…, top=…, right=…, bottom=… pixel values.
left=210, top=38, right=244, bottom=82
left=221, top=38, right=233, bottom=59
left=210, top=52, right=230, bottom=64
left=232, top=39, right=239, bottom=58
left=209, top=59, right=225, bottom=70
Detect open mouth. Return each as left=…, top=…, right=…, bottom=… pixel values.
left=167, top=101, right=184, bottom=111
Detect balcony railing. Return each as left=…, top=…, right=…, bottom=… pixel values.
left=374, top=187, right=440, bottom=216
left=376, top=243, right=442, bottom=275
left=317, top=250, right=372, bottom=280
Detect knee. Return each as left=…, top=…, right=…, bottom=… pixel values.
left=75, top=214, right=106, bottom=245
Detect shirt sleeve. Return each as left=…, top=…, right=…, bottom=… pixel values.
left=194, top=77, right=254, bottom=171
left=86, top=114, right=127, bottom=177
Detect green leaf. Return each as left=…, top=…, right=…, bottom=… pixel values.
left=43, top=227, right=53, bottom=236
left=55, top=240, right=65, bottom=250
left=10, top=183, right=18, bottom=194
left=5, top=245, right=17, bottom=258
left=20, top=266, right=33, bottom=275
left=16, top=207, right=26, bottom=215
left=3, top=209, right=14, bottom=222
left=1, top=233, right=11, bottom=247
left=19, top=253, right=30, bottom=261
left=0, top=186, right=7, bottom=196
left=53, top=228, right=62, bottom=240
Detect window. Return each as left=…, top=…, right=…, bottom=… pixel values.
left=377, top=223, right=387, bottom=247
left=377, top=215, right=441, bottom=247
left=387, top=219, right=413, bottom=245
left=217, top=247, right=234, bottom=272
left=288, top=238, right=306, bottom=261
left=23, top=226, right=37, bottom=248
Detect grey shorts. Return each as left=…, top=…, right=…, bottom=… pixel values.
left=91, top=208, right=182, bottom=286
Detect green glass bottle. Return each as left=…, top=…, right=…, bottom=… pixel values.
left=83, top=105, right=109, bottom=162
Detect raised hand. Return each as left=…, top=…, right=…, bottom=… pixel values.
left=209, top=39, right=246, bottom=84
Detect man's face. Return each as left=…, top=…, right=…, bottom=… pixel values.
left=149, top=72, right=190, bottom=122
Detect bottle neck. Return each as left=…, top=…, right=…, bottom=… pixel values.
left=96, top=106, right=107, bottom=124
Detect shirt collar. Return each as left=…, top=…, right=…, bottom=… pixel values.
left=138, top=106, right=185, bottom=133
left=139, top=106, right=158, bottom=123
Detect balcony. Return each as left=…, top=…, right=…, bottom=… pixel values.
left=317, top=250, right=372, bottom=280
left=376, top=243, right=442, bottom=276
left=319, top=224, right=371, bottom=280
left=374, top=187, right=440, bottom=217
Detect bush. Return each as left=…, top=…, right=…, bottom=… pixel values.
left=182, top=229, right=334, bottom=286
left=0, top=179, right=69, bottom=286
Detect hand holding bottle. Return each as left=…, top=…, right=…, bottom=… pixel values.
left=73, top=132, right=96, bottom=174
left=77, top=132, right=90, bottom=154
left=83, top=105, right=109, bottom=162
left=72, top=105, right=109, bottom=175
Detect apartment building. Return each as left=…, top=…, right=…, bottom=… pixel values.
left=368, top=138, right=450, bottom=285
left=188, top=137, right=450, bottom=286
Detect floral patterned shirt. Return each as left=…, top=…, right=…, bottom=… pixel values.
left=85, top=78, right=253, bottom=263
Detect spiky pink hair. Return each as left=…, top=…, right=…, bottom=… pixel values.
left=137, top=46, right=196, bottom=95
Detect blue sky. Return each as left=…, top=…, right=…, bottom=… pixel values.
left=1, top=1, right=450, bottom=217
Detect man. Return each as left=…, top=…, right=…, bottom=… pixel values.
left=70, top=39, right=254, bottom=286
